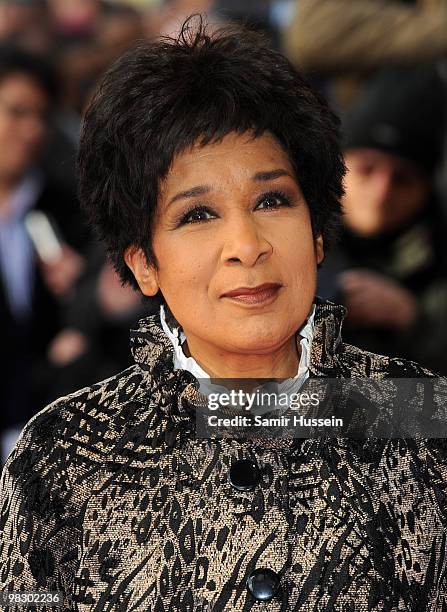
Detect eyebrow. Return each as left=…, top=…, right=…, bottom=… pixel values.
left=167, top=168, right=293, bottom=207
left=252, top=169, right=293, bottom=182
left=168, top=185, right=211, bottom=207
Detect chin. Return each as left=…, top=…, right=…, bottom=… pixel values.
left=222, top=324, right=295, bottom=355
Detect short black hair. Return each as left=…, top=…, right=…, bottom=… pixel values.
left=0, top=44, right=59, bottom=103
left=78, top=16, right=345, bottom=296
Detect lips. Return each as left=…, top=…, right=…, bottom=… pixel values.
left=220, top=283, right=282, bottom=305
left=221, top=283, right=282, bottom=298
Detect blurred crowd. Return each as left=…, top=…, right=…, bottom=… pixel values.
left=1, top=0, right=447, bottom=466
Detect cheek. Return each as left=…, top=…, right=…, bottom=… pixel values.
left=275, top=237, right=318, bottom=301
left=0, top=121, right=14, bottom=146
left=276, top=222, right=317, bottom=267
left=343, top=172, right=370, bottom=206
left=402, top=186, right=427, bottom=214
left=153, top=233, right=215, bottom=294
left=384, top=186, right=423, bottom=227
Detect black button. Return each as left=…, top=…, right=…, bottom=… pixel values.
left=246, top=568, right=280, bottom=601
left=228, top=459, right=260, bottom=491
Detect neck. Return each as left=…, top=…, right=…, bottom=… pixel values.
left=182, top=334, right=300, bottom=379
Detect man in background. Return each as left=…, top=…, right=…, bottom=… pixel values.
left=318, top=64, right=447, bottom=373
left=0, top=46, right=89, bottom=466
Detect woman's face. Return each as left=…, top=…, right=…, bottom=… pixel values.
left=127, top=131, right=323, bottom=361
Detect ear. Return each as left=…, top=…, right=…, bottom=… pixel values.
left=315, top=234, right=324, bottom=265
left=124, top=245, right=159, bottom=296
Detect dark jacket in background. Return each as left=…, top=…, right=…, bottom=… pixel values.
left=318, top=204, right=447, bottom=373
left=0, top=179, right=90, bottom=430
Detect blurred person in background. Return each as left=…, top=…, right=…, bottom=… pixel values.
left=44, top=240, right=153, bottom=404
left=283, top=0, right=447, bottom=110
left=146, top=0, right=213, bottom=37
left=211, top=0, right=281, bottom=48
left=146, top=0, right=294, bottom=48
left=0, top=0, right=89, bottom=193
left=0, top=46, right=90, bottom=467
left=48, top=0, right=101, bottom=45
left=0, top=0, right=52, bottom=53
left=96, top=1, right=145, bottom=64
left=52, top=0, right=145, bottom=126
left=46, top=0, right=105, bottom=121
left=318, top=64, right=447, bottom=373
left=46, top=1, right=145, bottom=189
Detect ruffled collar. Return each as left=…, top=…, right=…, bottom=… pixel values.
left=158, top=302, right=316, bottom=385
left=130, top=298, right=347, bottom=443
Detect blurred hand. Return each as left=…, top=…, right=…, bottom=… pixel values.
left=47, top=328, right=88, bottom=367
left=39, top=244, right=85, bottom=300
left=96, top=262, right=141, bottom=317
left=339, top=269, right=418, bottom=330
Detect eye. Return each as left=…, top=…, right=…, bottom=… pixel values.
left=255, top=191, right=292, bottom=210
left=177, top=205, right=216, bottom=226
left=357, top=164, right=374, bottom=177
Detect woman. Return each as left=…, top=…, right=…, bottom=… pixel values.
left=1, top=18, right=446, bottom=611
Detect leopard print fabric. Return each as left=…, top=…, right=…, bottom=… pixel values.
left=1, top=299, right=447, bottom=611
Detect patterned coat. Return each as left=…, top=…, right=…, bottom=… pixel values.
left=1, top=299, right=447, bottom=611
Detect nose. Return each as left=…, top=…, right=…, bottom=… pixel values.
left=23, top=116, right=46, bottom=144
left=16, top=109, right=47, bottom=148
left=371, top=168, right=394, bottom=206
left=220, top=213, right=273, bottom=267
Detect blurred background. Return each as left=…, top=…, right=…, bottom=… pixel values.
left=1, top=0, right=447, bottom=467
